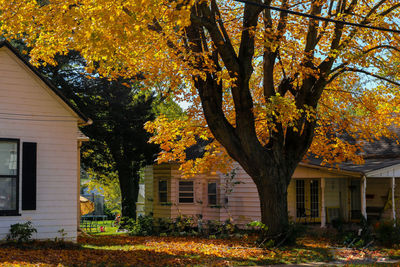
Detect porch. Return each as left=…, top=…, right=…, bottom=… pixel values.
left=290, top=173, right=400, bottom=227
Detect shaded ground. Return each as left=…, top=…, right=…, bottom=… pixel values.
left=0, top=235, right=399, bottom=266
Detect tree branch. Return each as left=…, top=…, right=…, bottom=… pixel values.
left=363, top=45, right=400, bottom=54
left=345, top=67, right=400, bottom=87
left=193, top=3, right=240, bottom=77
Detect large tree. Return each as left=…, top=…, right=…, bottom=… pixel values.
left=2, top=0, right=400, bottom=236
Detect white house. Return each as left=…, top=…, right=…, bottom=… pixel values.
left=0, top=41, right=90, bottom=241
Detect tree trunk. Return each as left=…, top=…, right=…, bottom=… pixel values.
left=254, top=171, right=291, bottom=238
left=118, top=167, right=140, bottom=219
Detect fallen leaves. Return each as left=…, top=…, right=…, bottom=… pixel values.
left=0, top=235, right=398, bottom=266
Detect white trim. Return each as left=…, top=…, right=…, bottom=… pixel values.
left=299, top=162, right=361, bottom=177
left=366, top=163, right=400, bottom=178
left=320, top=178, right=326, bottom=228
left=392, top=173, right=396, bottom=222
left=361, top=176, right=367, bottom=220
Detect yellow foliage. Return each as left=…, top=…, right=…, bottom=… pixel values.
left=1, top=0, right=400, bottom=175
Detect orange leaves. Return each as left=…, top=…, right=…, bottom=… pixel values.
left=1, top=235, right=396, bottom=266
left=144, top=114, right=233, bottom=177
left=1, top=0, right=400, bottom=176
left=0, top=235, right=320, bottom=266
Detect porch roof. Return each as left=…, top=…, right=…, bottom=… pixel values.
left=305, top=157, right=400, bottom=176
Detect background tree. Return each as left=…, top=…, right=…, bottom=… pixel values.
left=36, top=52, right=161, bottom=219
left=2, top=0, right=400, bottom=236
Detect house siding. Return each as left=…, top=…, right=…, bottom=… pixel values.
left=144, top=162, right=359, bottom=225
left=366, top=178, right=392, bottom=220
left=0, top=47, right=79, bottom=241
left=144, top=166, right=154, bottom=216
left=152, top=164, right=171, bottom=218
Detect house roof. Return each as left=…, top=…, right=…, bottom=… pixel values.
left=0, top=41, right=91, bottom=125
left=305, top=129, right=400, bottom=175
left=185, top=138, right=213, bottom=160
left=184, top=130, right=400, bottom=176
left=77, top=129, right=90, bottom=141
left=305, top=157, right=400, bottom=175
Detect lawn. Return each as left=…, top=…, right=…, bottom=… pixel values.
left=0, top=235, right=399, bottom=266
left=80, top=220, right=125, bottom=236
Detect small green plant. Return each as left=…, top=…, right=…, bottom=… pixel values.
left=55, top=228, right=67, bottom=242
left=7, top=221, right=37, bottom=243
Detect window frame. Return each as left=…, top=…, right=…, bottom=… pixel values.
left=310, top=179, right=319, bottom=218
left=295, top=179, right=305, bottom=218
left=178, top=180, right=194, bottom=204
left=0, top=138, right=20, bottom=216
left=158, top=179, right=168, bottom=204
left=207, top=181, right=218, bottom=206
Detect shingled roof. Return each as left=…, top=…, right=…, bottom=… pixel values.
left=184, top=129, right=400, bottom=175
left=306, top=128, right=400, bottom=174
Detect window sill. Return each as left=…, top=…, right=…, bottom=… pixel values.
left=0, top=211, right=21, bottom=217
left=208, top=205, right=222, bottom=208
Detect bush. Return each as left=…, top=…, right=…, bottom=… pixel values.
left=331, top=217, right=345, bottom=233
left=283, top=222, right=307, bottom=246
left=374, top=221, right=400, bottom=247
left=126, top=215, right=155, bottom=236
left=125, top=215, right=247, bottom=238
left=247, top=221, right=306, bottom=247
left=7, top=221, right=37, bottom=243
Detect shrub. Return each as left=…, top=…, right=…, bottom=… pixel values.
left=7, top=221, right=37, bottom=243
left=247, top=221, right=305, bottom=247
left=374, top=221, right=400, bottom=247
left=283, top=222, right=307, bottom=246
left=331, top=217, right=345, bottom=233
left=127, top=215, right=155, bottom=236
left=126, top=215, right=247, bottom=238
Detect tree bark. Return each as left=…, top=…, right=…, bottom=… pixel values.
left=252, top=160, right=298, bottom=237
left=117, top=165, right=140, bottom=219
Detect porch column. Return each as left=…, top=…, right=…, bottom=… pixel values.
left=392, top=174, right=396, bottom=222
left=361, top=175, right=367, bottom=220
left=321, top=178, right=326, bottom=228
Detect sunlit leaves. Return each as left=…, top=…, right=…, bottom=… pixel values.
left=1, top=0, right=400, bottom=175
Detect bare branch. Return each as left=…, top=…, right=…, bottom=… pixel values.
left=363, top=45, right=400, bottom=54
left=345, top=67, right=400, bottom=87
left=379, top=3, right=400, bottom=16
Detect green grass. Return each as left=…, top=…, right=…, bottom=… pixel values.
left=80, top=220, right=124, bottom=235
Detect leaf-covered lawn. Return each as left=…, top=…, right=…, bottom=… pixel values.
left=0, top=235, right=399, bottom=266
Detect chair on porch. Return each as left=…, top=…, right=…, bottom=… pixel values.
left=296, top=208, right=317, bottom=224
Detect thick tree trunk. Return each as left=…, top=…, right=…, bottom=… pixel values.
left=118, top=167, right=140, bottom=219
left=254, top=170, right=292, bottom=238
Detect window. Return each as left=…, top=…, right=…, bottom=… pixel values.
left=296, top=179, right=320, bottom=219
left=179, top=180, right=194, bottom=203
left=158, top=180, right=168, bottom=203
left=208, top=182, right=217, bottom=205
left=0, top=140, right=19, bottom=215
left=310, top=180, right=319, bottom=218
left=296, top=180, right=305, bottom=218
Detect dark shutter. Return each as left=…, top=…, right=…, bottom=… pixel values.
left=22, top=142, right=37, bottom=210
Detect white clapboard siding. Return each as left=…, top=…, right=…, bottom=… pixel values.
left=0, top=47, right=80, bottom=241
